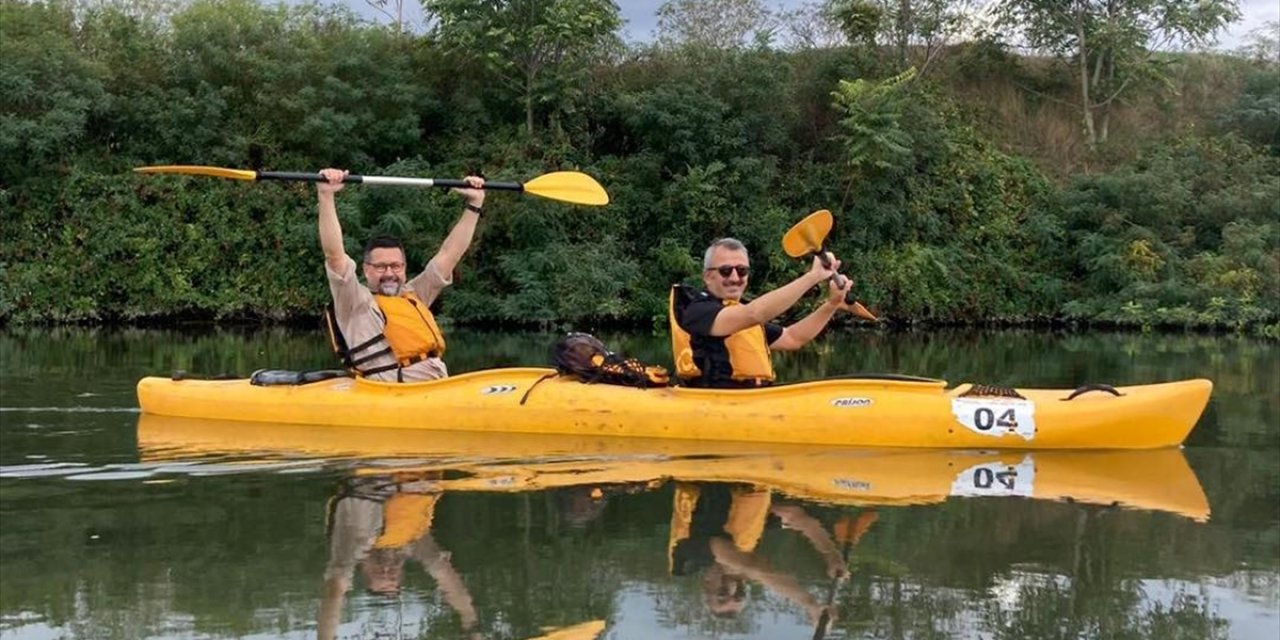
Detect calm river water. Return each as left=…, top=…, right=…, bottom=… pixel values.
left=0, top=327, right=1276, bottom=640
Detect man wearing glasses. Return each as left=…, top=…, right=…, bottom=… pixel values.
left=316, top=168, right=485, bottom=382
left=671, top=238, right=857, bottom=388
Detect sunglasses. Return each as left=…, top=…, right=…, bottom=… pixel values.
left=708, top=265, right=750, bottom=278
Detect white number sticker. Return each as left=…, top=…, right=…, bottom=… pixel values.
left=950, top=457, right=1035, bottom=497
left=951, top=397, right=1036, bottom=440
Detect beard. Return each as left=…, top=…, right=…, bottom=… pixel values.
left=376, top=278, right=402, bottom=296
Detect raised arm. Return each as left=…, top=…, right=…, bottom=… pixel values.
left=708, top=254, right=838, bottom=337
left=709, top=537, right=826, bottom=617
left=411, top=533, right=480, bottom=632
left=316, top=168, right=349, bottom=272
left=770, top=277, right=855, bottom=352
left=429, top=176, right=485, bottom=277
left=771, top=504, right=848, bottom=579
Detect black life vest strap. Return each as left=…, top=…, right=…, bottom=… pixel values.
left=349, top=346, right=394, bottom=367
left=359, top=361, right=403, bottom=376
left=323, top=305, right=439, bottom=378
left=348, top=348, right=437, bottom=376
left=346, top=334, right=387, bottom=358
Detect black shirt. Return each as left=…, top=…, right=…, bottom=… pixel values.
left=669, top=483, right=780, bottom=576
left=679, top=290, right=783, bottom=387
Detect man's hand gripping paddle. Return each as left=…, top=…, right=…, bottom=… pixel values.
left=782, top=210, right=877, bottom=322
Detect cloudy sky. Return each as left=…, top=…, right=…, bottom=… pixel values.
left=338, top=0, right=1276, bottom=50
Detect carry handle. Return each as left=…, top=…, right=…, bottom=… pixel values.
left=1062, top=383, right=1124, bottom=401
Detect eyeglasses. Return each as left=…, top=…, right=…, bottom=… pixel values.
left=707, top=265, right=750, bottom=278
left=365, top=261, right=406, bottom=273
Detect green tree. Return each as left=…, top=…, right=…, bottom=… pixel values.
left=1220, top=24, right=1280, bottom=154
left=1234, top=20, right=1279, bottom=64
left=776, top=0, right=849, bottom=49
left=825, top=0, right=883, bottom=46
left=993, top=0, right=1241, bottom=149
left=364, top=0, right=414, bottom=32
left=864, top=0, right=973, bottom=74
left=425, top=0, right=622, bottom=137
left=829, top=70, right=1067, bottom=321
left=654, top=0, right=775, bottom=50
left=0, top=1, right=105, bottom=184
left=163, top=0, right=431, bottom=168
left=1059, top=136, right=1279, bottom=329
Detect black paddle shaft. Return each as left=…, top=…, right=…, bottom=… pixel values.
left=810, top=248, right=860, bottom=306
left=257, top=171, right=362, bottom=183
left=429, top=178, right=524, bottom=191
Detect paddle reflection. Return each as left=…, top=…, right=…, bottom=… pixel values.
left=134, top=414, right=1215, bottom=638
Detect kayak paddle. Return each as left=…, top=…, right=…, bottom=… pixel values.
left=782, top=210, right=877, bottom=321
left=133, top=165, right=610, bottom=206
left=522, top=619, right=606, bottom=640
left=813, top=510, right=878, bottom=640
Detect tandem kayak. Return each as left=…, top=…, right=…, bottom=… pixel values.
left=135, top=368, right=1213, bottom=450
left=135, top=414, right=1211, bottom=521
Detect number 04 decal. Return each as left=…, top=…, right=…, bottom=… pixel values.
left=950, top=456, right=1035, bottom=497
left=951, top=397, right=1037, bottom=440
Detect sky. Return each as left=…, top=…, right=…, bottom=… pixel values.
left=334, top=0, right=1278, bottom=52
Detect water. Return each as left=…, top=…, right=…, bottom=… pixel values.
left=0, top=327, right=1276, bottom=639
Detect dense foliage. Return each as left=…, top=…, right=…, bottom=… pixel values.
left=1, top=0, right=1276, bottom=333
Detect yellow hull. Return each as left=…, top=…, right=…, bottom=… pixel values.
left=136, top=369, right=1212, bottom=449
left=135, top=414, right=1211, bottom=521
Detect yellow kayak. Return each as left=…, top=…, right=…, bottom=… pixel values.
left=135, top=414, right=1211, bottom=521
left=136, top=368, right=1212, bottom=449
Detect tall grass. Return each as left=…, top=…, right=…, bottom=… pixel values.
left=937, top=49, right=1258, bottom=180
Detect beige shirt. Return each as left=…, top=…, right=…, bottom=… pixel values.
left=326, top=255, right=450, bottom=382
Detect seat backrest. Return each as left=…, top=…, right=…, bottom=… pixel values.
left=668, top=284, right=702, bottom=383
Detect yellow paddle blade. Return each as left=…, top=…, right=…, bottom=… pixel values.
left=134, top=165, right=258, bottom=181
left=525, top=620, right=607, bottom=640
left=849, top=510, right=879, bottom=543
left=833, top=515, right=856, bottom=544
left=523, top=171, right=610, bottom=206
left=782, top=209, right=833, bottom=257
left=850, top=301, right=878, bottom=322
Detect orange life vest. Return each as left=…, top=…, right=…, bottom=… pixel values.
left=668, top=285, right=775, bottom=386
left=325, top=291, right=446, bottom=378
left=373, top=492, right=441, bottom=549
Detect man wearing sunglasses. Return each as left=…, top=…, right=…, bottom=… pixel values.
left=316, top=168, right=485, bottom=382
left=671, top=237, right=858, bottom=388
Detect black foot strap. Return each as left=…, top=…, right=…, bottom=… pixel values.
left=1063, top=383, right=1123, bottom=401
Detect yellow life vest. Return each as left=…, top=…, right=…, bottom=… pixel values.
left=667, top=483, right=771, bottom=573
left=668, top=285, right=775, bottom=386
left=373, top=492, right=441, bottom=549
left=325, top=291, right=446, bottom=378
left=668, top=286, right=702, bottom=381
left=376, top=293, right=446, bottom=363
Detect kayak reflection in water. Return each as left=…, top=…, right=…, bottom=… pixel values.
left=553, top=482, right=656, bottom=532
left=669, top=482, right=876, bottom=631
left=318, top=471, right=481, bottom=640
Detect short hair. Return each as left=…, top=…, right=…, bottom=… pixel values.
left=703, top=238, right=748, bottom=269
left=362, top=235, right=405, bottom=263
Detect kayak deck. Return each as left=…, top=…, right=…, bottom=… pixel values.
left=136, top=368, right=1213, bottom=450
